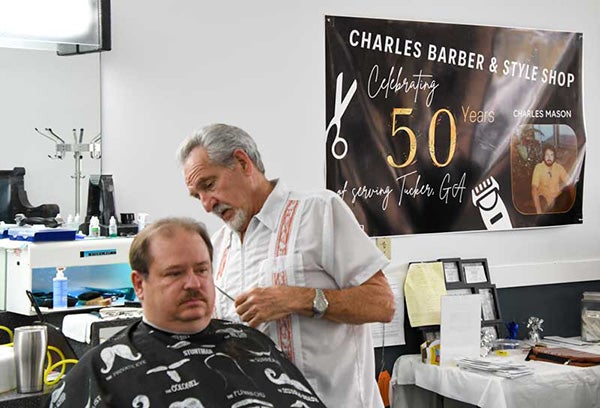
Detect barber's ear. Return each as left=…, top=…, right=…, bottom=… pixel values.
left=233, top=149, right=252, bottom=173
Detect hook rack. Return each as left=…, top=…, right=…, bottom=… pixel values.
left=35, top=127, right=102, bottom=216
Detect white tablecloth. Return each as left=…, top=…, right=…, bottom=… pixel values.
left=391, top=348, right=600, bottom=408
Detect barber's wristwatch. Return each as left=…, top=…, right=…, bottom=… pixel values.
left=312, top=288, right=329, bottom=319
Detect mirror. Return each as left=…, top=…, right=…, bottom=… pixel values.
left=0, top=48, right=101, bottom=220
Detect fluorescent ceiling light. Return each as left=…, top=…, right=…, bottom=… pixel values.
left=0, top=0, right=110, bottom=54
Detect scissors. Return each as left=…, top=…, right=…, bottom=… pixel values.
left=326, top=72, right=357, bottom=160
left=215, top=285, right=235, bottom=302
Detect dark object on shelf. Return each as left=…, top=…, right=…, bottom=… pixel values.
left=82, top=287, right=136, bottom=301
left=526, top=346, right=600, bottom=367
left=30, top=292, right=78, bottom=308
left=8, top=226, right=76, bottom=242
left=0, top=167, right=60, bottom=223
left=85, top=174, right=117, bottom=226
left=77, top=291, right=103, bottom=301
left=16, top=216, right=60, bottom=228
left=506, top=321, right=520, bottom=339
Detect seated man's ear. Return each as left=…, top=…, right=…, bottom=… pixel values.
left=131, top=271, right=145, bottom=301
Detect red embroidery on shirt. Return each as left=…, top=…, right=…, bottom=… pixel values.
left=273, top=271, right=295, bottom=362
left=275, top=200, right=299, bottom=257
left=216, top=245, right=229, bottom=280
left=274, top=199, right=299, bottom=362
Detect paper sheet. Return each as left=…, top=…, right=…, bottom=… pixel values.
left=440, top=294, right=481, bottom=365
left=404, top=262, right=446, bottom=327
left=370, top=265, right=406, bottom=347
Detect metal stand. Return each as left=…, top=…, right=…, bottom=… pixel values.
left=35, top=128, right=102, bottom=216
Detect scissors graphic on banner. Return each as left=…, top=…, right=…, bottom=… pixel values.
left=326, top=72, right=357, bottom=160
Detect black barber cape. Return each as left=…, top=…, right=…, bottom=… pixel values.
left=48, top=319, right=326, bottom=408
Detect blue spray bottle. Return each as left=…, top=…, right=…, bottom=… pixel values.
left=53, top=267, right=68, bottom=308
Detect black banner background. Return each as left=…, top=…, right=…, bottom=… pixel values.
left=325, top=16, right=585, bottom=236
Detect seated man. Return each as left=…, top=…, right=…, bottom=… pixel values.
left=48, top=217, right=326, bottom=408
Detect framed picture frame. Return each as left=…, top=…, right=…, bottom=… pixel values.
left=462, top=258, right=490, bottom=284
left=475, top=284, right=502, bottom=325
left=445, top=287, right=474, bottom=296
left=438, top=258, right=463, bottom=285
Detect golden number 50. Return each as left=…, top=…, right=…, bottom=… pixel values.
left=386, top=107, right=457, bottom=168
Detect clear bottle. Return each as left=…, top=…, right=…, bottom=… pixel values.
left=108, top=216, right=118, bottom=237
left=137, top=213, right=149, bottom=234
left=90, top=216, right=100, bottom=237
left=52, top=267, right=68, bottom=309
left=66, top=214, right=74, bottom=229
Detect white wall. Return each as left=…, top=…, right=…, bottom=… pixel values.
left=1, top=49, right=100, bottom=217
left=101, top=0, right=600, bottom=288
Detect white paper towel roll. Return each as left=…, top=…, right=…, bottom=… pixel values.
left=0, top=346, right=16, bottom=393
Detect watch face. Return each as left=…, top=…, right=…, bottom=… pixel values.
left=313, top=289, right=328, bottom=317
left=315, top=298, right=327, bottom=314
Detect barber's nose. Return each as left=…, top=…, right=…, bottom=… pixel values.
left=199, top=192, right=215, bottom=213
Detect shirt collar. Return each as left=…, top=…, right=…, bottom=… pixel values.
left=142, top=316, right=210, bottom=336
left=254, top=179, right=290, bottom=232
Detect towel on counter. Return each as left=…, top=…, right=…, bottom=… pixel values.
left=61, top=313, right=101, bottom=343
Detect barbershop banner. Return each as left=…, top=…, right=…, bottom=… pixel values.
left=325, top=16, right=585, bottom=236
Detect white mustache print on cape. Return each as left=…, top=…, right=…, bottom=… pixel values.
left=100, top=344, right=142, bottom=374
left=146, top=358, right=191, bottom=382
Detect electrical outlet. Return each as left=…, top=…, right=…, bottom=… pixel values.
left=375, top=237, right=391, bottom=260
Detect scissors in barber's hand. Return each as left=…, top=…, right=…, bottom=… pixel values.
left=215, top=285, right=235, bottom=302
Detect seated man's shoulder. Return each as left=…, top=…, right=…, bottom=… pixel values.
left=211, top=320, right=273, bottom=342
left=212, top=319, right=260, bottom=334
left=82, top=323, right=139, bottom=365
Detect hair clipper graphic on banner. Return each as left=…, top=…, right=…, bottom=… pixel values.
left=471, top=176, right=513, bottom=230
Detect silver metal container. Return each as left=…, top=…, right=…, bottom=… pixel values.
left=13, top=325, right=47, bottom=393
left=581, top=292, right=600, bottom=342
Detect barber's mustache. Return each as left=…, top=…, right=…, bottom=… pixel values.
left=212, top=203, right=232, bottom=217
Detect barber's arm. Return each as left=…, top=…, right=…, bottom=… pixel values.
left=235, top=270, right=395, bottom=327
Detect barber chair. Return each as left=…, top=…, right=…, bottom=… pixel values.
left=0, top=167, right=60, bottom=223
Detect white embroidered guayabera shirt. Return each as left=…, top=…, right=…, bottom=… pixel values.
left=212, top=180, right=389, bottom=408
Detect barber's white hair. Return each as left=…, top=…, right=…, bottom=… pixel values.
left=177, top=123, right=265, bottom=173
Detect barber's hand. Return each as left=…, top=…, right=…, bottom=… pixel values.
left=235, top=286, right=292, bottom=328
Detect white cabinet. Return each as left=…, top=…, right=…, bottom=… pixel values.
left=2, top=237, right=133, bottom=315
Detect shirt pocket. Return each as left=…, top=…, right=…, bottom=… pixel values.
left=259, top=252, right=340, bottom=292
left=258, top=252, right=306, bottom=288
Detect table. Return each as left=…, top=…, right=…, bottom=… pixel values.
left=0, top=387, right=53, bottom=408
left=390, top=347, right=600, bottom=408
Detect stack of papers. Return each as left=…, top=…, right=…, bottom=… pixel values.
left=457, top=357, right=534, bottom=379
left=542, top=336, right=595, bottom=347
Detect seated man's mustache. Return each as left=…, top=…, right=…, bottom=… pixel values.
left=179, top=291, right=204, bottom=304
